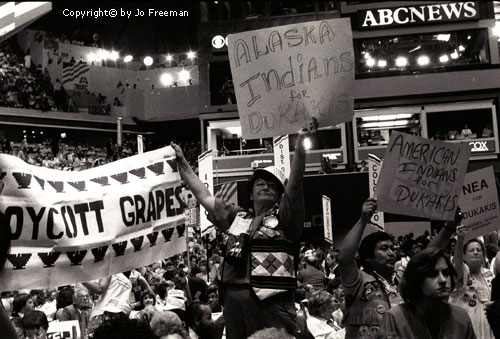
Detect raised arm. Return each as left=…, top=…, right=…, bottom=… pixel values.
left=82, top=276, right=111, bottom=295
left=285, top=117, right=318, bottom=203
left=428, top=208, right=462, bottom=250
left=338, top=198, right=376, bottom=285
left=171, top=142, right=216, bottom=215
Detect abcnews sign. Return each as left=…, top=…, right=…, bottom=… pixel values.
left=357, top=1, right=480, bottom=30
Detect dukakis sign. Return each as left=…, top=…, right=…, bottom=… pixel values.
left=358, top=1, right=479, bottom=29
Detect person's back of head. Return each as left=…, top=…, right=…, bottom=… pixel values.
left=150, top=311, right=188, bottom=339
left=247, top=327, right=295, bottom=339
left=93, top=317, right=154, bottom=339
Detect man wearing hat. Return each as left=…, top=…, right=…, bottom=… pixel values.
left=171, top=117, right=318, bottom=339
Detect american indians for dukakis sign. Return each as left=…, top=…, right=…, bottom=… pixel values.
left=357, top=1, right=480, bottom=29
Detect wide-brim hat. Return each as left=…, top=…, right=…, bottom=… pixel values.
left=253, top=166, right=286, bottom=192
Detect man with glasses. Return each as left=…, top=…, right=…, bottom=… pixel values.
left=171, top=117, right=318, bottom=339
left=57, top=289, right=92, bottom=338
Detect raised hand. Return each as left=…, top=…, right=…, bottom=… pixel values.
left=361, top=198, right=377, bottom=224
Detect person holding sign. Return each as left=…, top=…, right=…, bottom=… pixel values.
left=450, top=225, right=494, bottom=339
left=171, top=117, right=318, bottom=339
left=338, top=198, right=460, bottom=339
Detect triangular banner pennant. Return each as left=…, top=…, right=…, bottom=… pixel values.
left=176, top=224, right=186, bottom=237
left=130, top=236, right=144, bottom=252
left=90, top=176, right=110, bottom=186
left=34, top=175, right=45, bottom=190
left=161, top=228, right=174, bottom=242
left=91, top=246, right=108, bottom=262
left=68, top=181, right=86, bottom=191
left=7, top=253, right=32, bottom=270
left=129, top=167, right=146, bottom=179
left=146, top=232, right=159, bottom=247
left=47, top=181, right=65, bottom=193
left=66, top=251, right=87, bottom=266
left=147, top=162, right=164, bottom=176
left=12, top=172, right=32, bottom=189
left=112, top=241, right=127, bottom=256
left=111, top=172, right=129, bottom=184
left=38, top=252, right=61, bottom=268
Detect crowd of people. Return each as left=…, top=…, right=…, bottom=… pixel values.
left=1, top=118, right=500, bottom=339
left=0, top=135, right=201, bottom=172
left=0, top=42, right=56, bottom=112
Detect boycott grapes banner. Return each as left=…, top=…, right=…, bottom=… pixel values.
left=0, top=147, right=187, bottom=290
left=376, top=132, right=470, bottom=220
left=228, top=18, right=355, bottom=139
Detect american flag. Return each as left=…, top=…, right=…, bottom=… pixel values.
left=62, top=62, right=90, bottom=84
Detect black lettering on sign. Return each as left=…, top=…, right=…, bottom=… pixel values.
left=112, top=241, right=127, bottom=256
left=134, top=194, right=146, bottom=224
left=27, top=207, right=45, bottom=240
left=91, top=246, right=108, bottom=262
left=120, top=196, right=135, bottom=227
left=147, top=232, right=159, bottom=247
left=130, top=236, right=144, bottom=252
left=67, top=250, right=87, bottom=266
left=5, top=206, right=23, bottom=240
left=463, top=179, right=489, bottom=195
left=12, top=172, right=31, bottom=189
left=38, top=252, right=61, bottom=268
left=129, top=167, right=146, bottom=179
left=47, top=208, right=63, bottom=239
left=7, top=253, right=31, bottom=270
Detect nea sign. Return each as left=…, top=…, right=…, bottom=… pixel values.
left=463, top=179, right=488, bottom=195
left=358, top=2, right=479, bottom=29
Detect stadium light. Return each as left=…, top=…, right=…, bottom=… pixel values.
left=187, top=51, right=196, bottom=60
left=123, top=55, right=133, bottom=63
left=178, top=69, right=190, bottom=83
left=160, top=73, right=174, bottom=87
left=143, top=56, right=153, bottom=66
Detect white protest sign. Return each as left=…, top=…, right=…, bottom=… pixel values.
left=228, top=18, right=355, bottom=139
left=198, top=150, right=214, bottom=235
left=376, top=132, right=470, bottom=220
left=47, top=320, right=80, bottom=339
left=459, top=166, right=500, bottom=240
left=273, top=135, right=290, bottom=178
left=368, top=154, right=384, bottom=230
left=0, top=147, right=187, bottom=290
left=322, top=195, right=333, bottom=244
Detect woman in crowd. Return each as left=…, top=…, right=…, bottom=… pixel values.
left=381, top=247, right=475, bottom=338
left=54, top=287, right=74, bottom=320
left=450, top=225, right=494, bottom=339
left=338, top=198, right=459, bottom=339
left=11, top=293, right=35, bottom=318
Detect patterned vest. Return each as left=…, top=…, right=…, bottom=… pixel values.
left=249, top=208, right=298, bottom=300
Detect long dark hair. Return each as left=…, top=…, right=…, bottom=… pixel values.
left=399, top=247, right=456, bottom=308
